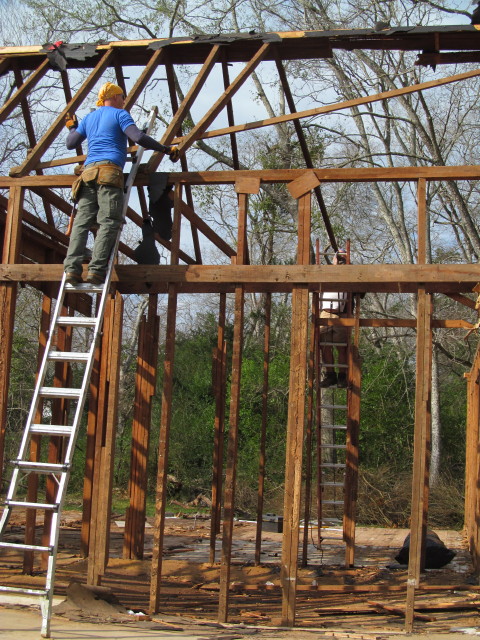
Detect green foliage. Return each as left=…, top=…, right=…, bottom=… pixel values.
left=358, top=339, right=415, bottom=470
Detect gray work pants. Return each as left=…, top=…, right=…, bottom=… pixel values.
left=64, top=169, right=124, bottom=277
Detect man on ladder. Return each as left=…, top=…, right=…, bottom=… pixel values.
left=64, top=81, right=179, bottom=285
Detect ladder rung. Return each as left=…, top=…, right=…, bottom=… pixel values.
left=321, top=424, right=347, bottom=430
left=57, top=316, right=97, bottom=327
left=39, top=387, right=81, bottom=399
left=0, top=541, right=52, bottom=552
left=321, top=481, right=344, bottom=487
left=5, top=500, right=58, bottom=510
left=12, top=461, right=68, bottom=473
left=48, top=351, right=89, bottom=362
left=320, top=463, right=346, bottom=468
left=321, top=444, right=347, bottom=449
left=30, top=424, right=73, bottom=436
left=320, top=404, right=347, bottom=410
left=323, top=500, right=344, bottom=505
left=65, top=282, right=104, bottom=292
left=0, top=585, right=48, bottom=596
left=320, top=342, right=348, bottom=347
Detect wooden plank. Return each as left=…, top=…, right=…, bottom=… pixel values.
left=218, top=192, right=248, bottom=622
left=179, top=43, right=271, bottom=155
left=2, top=263, right=480, bottom=293
left=87, top=294, right=123, bottom=584
left=81, top=333, right=100, bottom=557
left=198, top=67, right=480, bottom=142
left=235, top=177, right=260, bottom=194
left=3, top=164, right=480, bottom=188
left=255, top=293, right=271, bottom=566
left=0, top=58, right=49, bottom=125
left=162, top=57, right=202, bottom=264
left=281, top=191, right=312, bottom=626
left=287, top=171, right=321, bottom=199
left=0, top=186, right=24, bottom=484
left=465, top=345, right=480, bottom=566
left=344, top=344, right=361, bottom=567
left=149, top=183, right=182, bottom=613
left=417, top=179, right=427, bottom=264
left=405, top=288, right=432, bottom=631
left=221, top=56, right=240, bottom=171
left=146, top=44, right=222, bottom=172
left=10, top=49, right=115, bottom=177
left=302, top=290, right=316, bottom=567
left=210, top=293, right=227, bottom=563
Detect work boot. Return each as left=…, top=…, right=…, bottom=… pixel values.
left=337, top=373, right=347, bottom=388
left=319, top=372, right=337, bottom=388
left=65, top=272, right=82, bottom=285
left=86, top=271, right=105, bottom=285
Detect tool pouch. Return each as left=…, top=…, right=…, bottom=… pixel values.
left=97, top=165, right=124, bottom=189
left=71, top=176, right=83, bottom=203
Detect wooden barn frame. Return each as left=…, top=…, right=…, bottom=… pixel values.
left=1, top=26, right=480, bottom=633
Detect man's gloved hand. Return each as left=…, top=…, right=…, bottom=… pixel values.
left=168, top=146, right=180, bottom=162
left=65, top=113, right=78, bottom=130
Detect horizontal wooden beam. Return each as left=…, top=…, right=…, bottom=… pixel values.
left=2, top=165, right=480, bottom=188
left=1, top=263, right=479, bottom=293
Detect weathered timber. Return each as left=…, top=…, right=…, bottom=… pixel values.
left=218, top=190, right=248, bottom=622
left=405, top=289, right=432, bottom=632
left=0, top=186, right=24, bottom=485
left=150, top=183, right=182, bottom=613
left=2, top=263, right=480, bottom=292
left=2, top=165, right=480, bottom=188
left=255, top=292, right=271, bottom=566
left=281, top=189, right=312, bottom=626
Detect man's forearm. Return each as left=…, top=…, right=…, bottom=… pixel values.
left=125, top=124, right=171, bottom=153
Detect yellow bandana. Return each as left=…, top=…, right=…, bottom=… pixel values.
left=96, top=82, right=123, bottom=106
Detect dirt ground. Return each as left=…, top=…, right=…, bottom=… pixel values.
left=1, top=511, right=480, bottom=637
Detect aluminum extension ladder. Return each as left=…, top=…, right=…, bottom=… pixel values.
left=0, top=107, right=158, bottom=638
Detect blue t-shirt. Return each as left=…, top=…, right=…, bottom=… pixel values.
left=77, top=106, right=135, bottom=168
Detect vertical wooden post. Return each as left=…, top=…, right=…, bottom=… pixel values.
left=344, top=294, right=361, bottom=568
left=0, top=185, right=24, bottom=486
left=87, top=293, right=123, bottom=585
left=405, top=178, right=432, bottom=631
left=123, top=294, right=159, bottom=559
left=465, top=345, right=480, bottom=564
left=210, top=292, right=227, bottom=563
left=254, top=292, right=271, bottom=566
left=405, top=288, right=432, bottom=630
left=218, top=177, right=259, bottom=622
left=81, top=329, right=100, bottom=557
left=302, top=291, right=317, bottom=567
left=281, top=172, right=317, bottom=626
left=149, top=182, right=182, bottom=613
